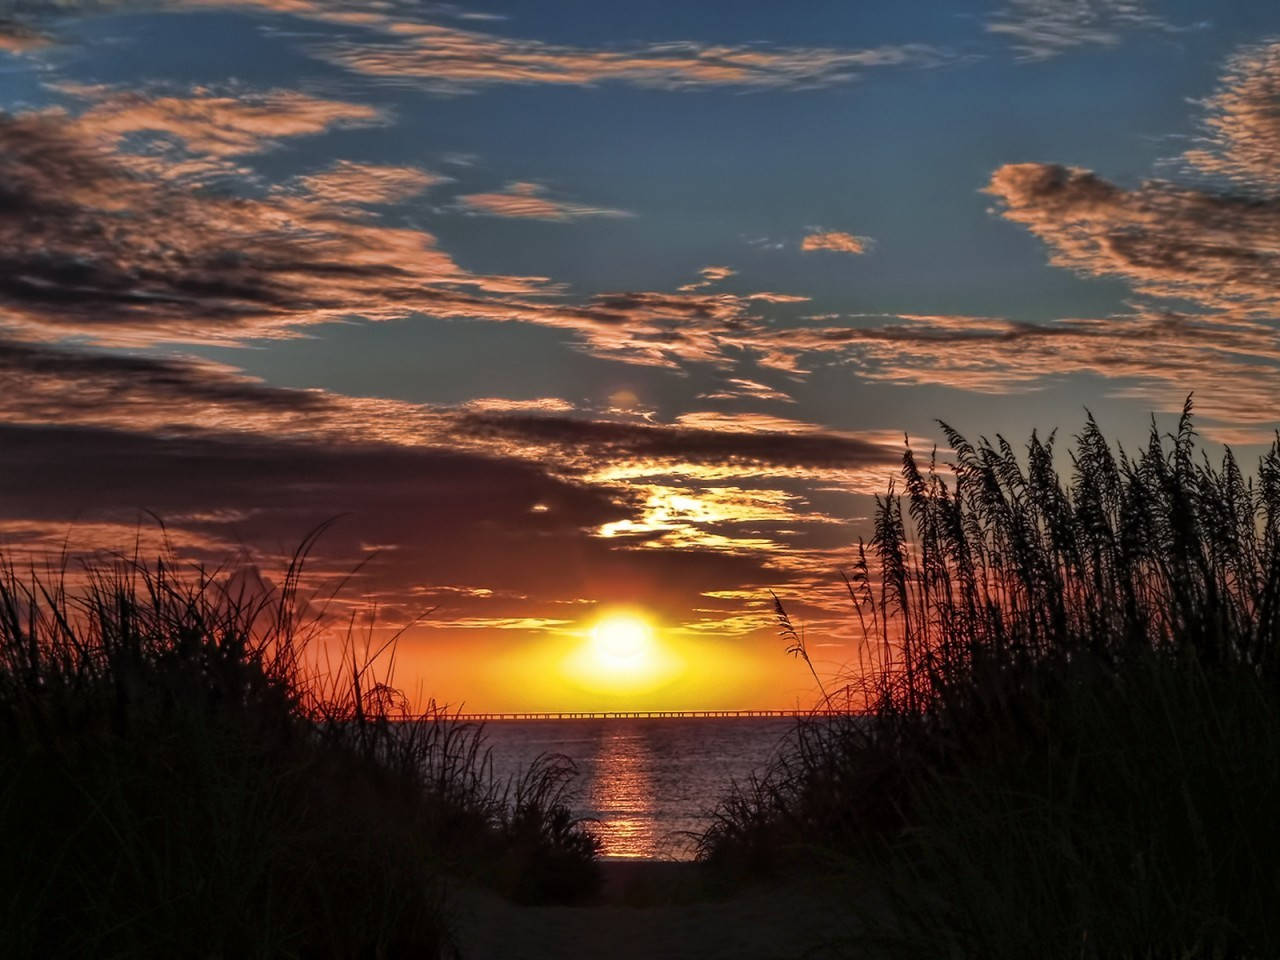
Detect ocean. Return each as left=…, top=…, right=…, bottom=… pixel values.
left=484, top=716, right=798, bottom=860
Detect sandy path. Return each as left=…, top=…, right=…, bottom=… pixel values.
left=452, top=862, right=860, bottom=960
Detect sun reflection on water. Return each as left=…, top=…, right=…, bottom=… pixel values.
left=484, top=718, right=796, bottom=861
left=589, top=730, right=656, bottom=858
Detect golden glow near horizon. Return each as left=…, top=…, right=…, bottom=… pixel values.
left=560, top=610, right=685, bottom=696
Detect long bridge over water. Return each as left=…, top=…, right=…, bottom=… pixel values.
left=449, top=709, right=852, bottom=721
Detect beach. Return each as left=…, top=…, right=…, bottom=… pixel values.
left=455, top=860, right=858, bottom=960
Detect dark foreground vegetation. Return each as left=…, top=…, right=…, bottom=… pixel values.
left=0, top=535, right=598, bottom=959
left=702, top=400, right=1280, bottom=959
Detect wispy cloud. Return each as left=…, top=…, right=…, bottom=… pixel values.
left=63, top=84, right=384, bottom=157
left=801, top=230, right=867, bottom=255
left=314, top=23, right=952, bottom=93
left=0, top=100, right=819, bottom=373
left=0, top=17, right=50, bottom=53
left=0, top=335, right=899, bottom=502
left=294, top=160, right=446, bottom=209
left=456, top=181, right=630, bottom=220
left=696, top=377, right=793, bottom=403
left=1184, top=39, right=1280, bottom=193
left=0, top=107, right=552, bottom=344
left=5, top=0, right=954, bottom=92
left=678, top=266, right=735, bottom=292
left=757, top=308, right=1280, bottom=442
left=985, top=0, right=1190, bottom=61
left=713, top=41, right=1280, bottom=444
left=985, top=162, right=1280, bottom=316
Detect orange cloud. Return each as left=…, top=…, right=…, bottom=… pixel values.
left=1185, top=40, right=1280, bottom=192
left=314, top=22, right=950, bottom=93
left=0, top=108, right=559, bottom=344
left=0, top=18, right=49, bottom=53
left=757, top=309, right=1280, bottom=442
left=32, top=79, right=1275, bottom=449
left=696, top=377, right=794, bottom=403
left=67, top=85, right=383, bottom=156
left=678, top=266, right=736, bottom=292
left=985, top=162, right=1280, bottom=315
left=457, top=181, right=630, bottom=220
left=5, top=0, right=951, bottom=102
left=0, top=337, right=901, bottom=495
left=0, top=335, right=903, bottom=655
left=295, top=160, right=446, bottom=208
left=801, top=231, right=866, bottom=255
left=0, top=102, right=819, bottom=374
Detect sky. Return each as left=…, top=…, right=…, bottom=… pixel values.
left=2, top=0, right=1280, bottom=710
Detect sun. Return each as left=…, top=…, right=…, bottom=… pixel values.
left=561, top=610, right=683, bottom=696
left=590, top=614, right=654, bottom=669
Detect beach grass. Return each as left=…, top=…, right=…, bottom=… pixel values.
left=700, top=398, right=1280, bottom=958
left=0, top=535, right=598, bottom=958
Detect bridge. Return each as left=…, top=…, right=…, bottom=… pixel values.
left=447, top=709, right=852, bottom=721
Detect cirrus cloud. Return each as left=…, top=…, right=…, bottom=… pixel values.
left=801, top=231, right=867, bottom=255
left=984, top=162, right=1280, bottom=316
left=456, top=181, right=631, bottom=220
left=985, top=0, right=1190, bottom=61
left=313, top=22, right=953, bottom=94
left=1185, top=39, right=1280, bottom=193
left=65, top=85, right=384, bottom=157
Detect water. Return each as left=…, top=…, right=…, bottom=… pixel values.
left=485, top=717, right=796, bottom=860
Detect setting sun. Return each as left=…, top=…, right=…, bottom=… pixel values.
left=561, top=611, right=684, bottom=696
left=590, top=614, right=654, bottom=668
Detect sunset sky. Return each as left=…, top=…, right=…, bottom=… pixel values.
left=2, top=0, right=1279, bottom=710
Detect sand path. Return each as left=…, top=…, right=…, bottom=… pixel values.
left=453, top=861, right=861, bottom=960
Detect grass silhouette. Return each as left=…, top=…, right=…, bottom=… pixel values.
left=0, top=534, right=598, bottom=958
left=701, top=398, right=1280, bottom=958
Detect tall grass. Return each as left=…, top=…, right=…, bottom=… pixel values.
left=0, top=538, right=598, bottom=959
left=701, top=399, right=1280, bottom=958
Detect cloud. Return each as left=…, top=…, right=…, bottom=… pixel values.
left=737, top=41, right=1279, bottom=443
left=4, top=1, right=953, bottom=93
left=312, top=21, right=951, bottom=93
left=678, top=266, right=735, bottom=292
left=696, top=377, right=794, bottom=403
left=10, top=67, right=1274, bottom=453
left=984, top=162, right=1280, bottom=315
left=64, top=85, right=383, bottom=157
left=456, top=181, right=630, bottom=220
left=985, top=0, right=1187, bottom=61
left=0, top=339, right=900, bottom=634
left=1184, top=40, right=1280, bottom=193
left=0, top=420, right=634, bottom=604
left=0, top=336, right=899, bottom=493
left=456, top=409, right=897, bottom=481
left=0, top=101, right=814, bottom=373
left=0, top=107, right=557, bottom=344
left=0, top=17, right=50, bottom=53
left=801, top=231, right=867, bottom=255
left=761, top=309, right=1280, bottom=441
left=294, top=160, right=446, bottom=208
left=457, top=288, right=810, bottom=372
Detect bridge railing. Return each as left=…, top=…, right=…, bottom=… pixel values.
left=439, top=709, right=854, bottom=721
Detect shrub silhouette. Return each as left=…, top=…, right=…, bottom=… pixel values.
left=702, top=399, right=1280, bottom=958
left=0, top=536, right=598, bottom=958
